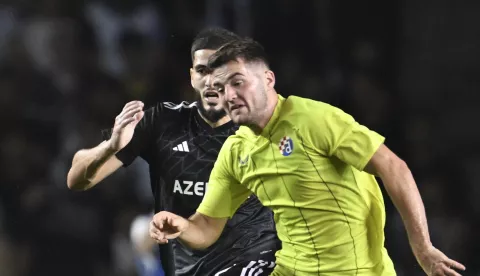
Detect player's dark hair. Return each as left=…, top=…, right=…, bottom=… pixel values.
left=190, top=27, right=241, bottom=61
left=206, top=38, right=269, bottom=70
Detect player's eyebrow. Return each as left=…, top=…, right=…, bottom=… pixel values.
left=213, top=72, right=243, bottom=88
left=194, top=64, right=207, bottom=71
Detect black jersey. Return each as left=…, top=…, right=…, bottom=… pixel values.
left=102, top=102, right=280, bottom=276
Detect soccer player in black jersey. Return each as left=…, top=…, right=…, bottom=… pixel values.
left=67, top=27, right=280, bottom=276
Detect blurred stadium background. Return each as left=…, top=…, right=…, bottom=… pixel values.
left=0, top=0, right=478, bottom=275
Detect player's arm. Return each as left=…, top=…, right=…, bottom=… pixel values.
left=364, top=145, right=431, bottom=256
left=131, top=214, right=158, bottom=254
left=67, top=141, right=123, bottom=190
left=181, top=212, right=228, bottom=249
left=364, top=146, right=465, bottom=274
left=67, top=101, right=146, bottom=191
left=151, top=140, right=251, bottom=249
left=150, top=211, right=228, bottom=250
left=304, top=99, right=465, bottom=275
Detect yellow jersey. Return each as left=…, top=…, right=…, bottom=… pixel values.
left=197, top=94, right=396, bottom=275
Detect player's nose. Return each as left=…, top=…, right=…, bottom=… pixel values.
left=204, top=74, right=215, bottom=90
left=225, top=86, right=237, bottom=102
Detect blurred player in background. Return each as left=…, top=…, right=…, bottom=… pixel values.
left=67, top=28, right=280, bottom=276
left=149, top=39, right=466, bottom=276
left=130, top=214, right=164, bottom=276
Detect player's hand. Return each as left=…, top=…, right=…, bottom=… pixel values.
left=149, top=211, right=189, bottom=244
left=108, top=101, right=144, bottom=152
left=416, top=245, right=465, bottom=276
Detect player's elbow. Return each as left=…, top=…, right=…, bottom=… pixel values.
left=66, top=172, right=76, bottom=190
left=378, top=154, right=410, bottom=182
left=67, top=162, right=93, bottom=191
left=186, top=213, right=226, bottom=249
left=66, top=150, right=92, bottom=191
left=185, top=239, right=212, bottom=250
left=367, top=144, right=410, bottom=179
left=66, top=170, right=90, bottom=191
left=395, top=158, right=410, bottom=174
left=202, top=221, right=226, bottom=248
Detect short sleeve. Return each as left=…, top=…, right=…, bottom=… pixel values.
left=101, top=104, right=162, bottom=166
left=303, top=99, right=385, bottom=171
left=197, top=140, right=251, bottom=218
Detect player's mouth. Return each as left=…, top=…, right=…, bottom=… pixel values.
left=204, top=91, right=220, bottom=105
left=230, top=104, right=244, bottom=112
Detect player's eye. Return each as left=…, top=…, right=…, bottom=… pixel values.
left=196, top=68, right=206, bottom=75
left=232, top=80, right=243, bottom=87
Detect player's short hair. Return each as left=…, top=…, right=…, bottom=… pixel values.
left=206, top=38, right=269, bottom=70
left=190, top=27, right=241, bottom=61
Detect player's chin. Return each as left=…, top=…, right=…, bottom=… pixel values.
left=204, top=101, right=222, bottom=111
left=230, top=113, right=248, bottom=125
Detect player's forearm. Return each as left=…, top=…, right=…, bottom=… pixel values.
left=67, top=141, right=117, bottom=190
left=379, top=159, right=432, bottom=253
left=178, top=214, right=224, bottom=250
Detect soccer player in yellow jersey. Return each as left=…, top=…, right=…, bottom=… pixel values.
left=149, top=38, right=466, bottom=276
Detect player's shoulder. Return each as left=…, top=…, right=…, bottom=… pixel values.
left=216, top=130, right=248, bottom=159
left=283, top=95, right=334, bottom=113
left=221, top=134, right=243, bottom=151
left=282, top=95, right=345, bottom=119
left=157, top=101, right=197, bottom=114
left=144, top=101, right=197, bottom=123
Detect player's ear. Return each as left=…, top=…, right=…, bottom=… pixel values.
left=265, top=70, right=275, bottom=90
left=190, top=68, right=194, bottom=88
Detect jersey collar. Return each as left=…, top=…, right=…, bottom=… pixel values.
left=195, top=110, right=236, bottom=133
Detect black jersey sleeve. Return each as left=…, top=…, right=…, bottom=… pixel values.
left=101, top=103, right=163, bottom=166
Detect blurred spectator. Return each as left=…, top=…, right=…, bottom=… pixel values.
left=0, top=4, right=17, bottom=61
left=130, top=214, right=164, bottom=276
left=85, top=0, right=165, bottom=77
left=205, top=0, right=253, bottom=36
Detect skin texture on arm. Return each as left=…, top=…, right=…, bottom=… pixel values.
left=67, top=141, right=123, bottom=190
left=149, top=211, right=228, bottom=250
left=365, top=144, right=465, bottom=275
left=67, top=101, right=144, bottom=190
left=180, top=212, right=228, bottom=249
left=364, top=144, right=431, bottom=253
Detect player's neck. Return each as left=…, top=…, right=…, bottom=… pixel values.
left=198, top=112, right=231, bottom=128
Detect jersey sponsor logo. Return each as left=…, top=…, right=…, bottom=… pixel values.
left=278, top=136, right=294, bottom=156
left=173, top=141, right=190, bottom=152
left=173, top=180, right=207, bottom=196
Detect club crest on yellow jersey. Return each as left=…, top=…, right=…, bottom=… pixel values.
left=278, top=136, right=294, bottom=156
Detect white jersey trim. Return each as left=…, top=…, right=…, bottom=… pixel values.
left=163, top=101, right=196, bottom=110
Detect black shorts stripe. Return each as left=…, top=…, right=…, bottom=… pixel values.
left=213, top=259, right=276, bottom=276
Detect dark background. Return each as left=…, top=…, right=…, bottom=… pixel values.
left=0, top=0, right=478, bottom=275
